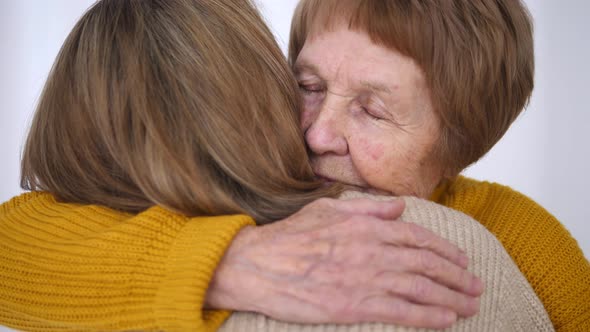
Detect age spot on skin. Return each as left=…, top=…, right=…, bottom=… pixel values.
left=360, top=137, right=384, bottom=161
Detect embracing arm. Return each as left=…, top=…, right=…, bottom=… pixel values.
left=0, top=193, right=481, bottom=331
left=437, top=177, right=590, bottom=331
left=0, top=192, right=253, bottom=332
left=485, top=199, right=590, bottom=332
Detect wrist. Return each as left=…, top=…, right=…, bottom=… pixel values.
left=204, top=225, right=261, bottom=311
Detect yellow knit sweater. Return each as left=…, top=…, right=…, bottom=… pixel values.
left=0, top=192, right=254, bottom=332
left=0, top=176, right=588, bottom=331
left=431, top=176, right=590, bottom=332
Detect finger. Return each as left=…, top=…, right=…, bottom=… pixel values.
left=359, top=295, right=457, bottom=329
left=332, top=197, right=405, bottom=220
left=376, top=272, right=480, bottom=318
left=385, top=247, right=483, bottom=296
left=380, top=221, right=469, bottom=269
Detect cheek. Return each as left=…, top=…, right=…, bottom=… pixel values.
left=354, top=137, right=386, bottom=168
left=354, top=135, right=414, bottom=177
left=363, top=138, right=384, bottom=161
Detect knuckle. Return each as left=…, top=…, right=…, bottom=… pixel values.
left=382, top=273, right=403, bottom=293
left=419, top=251, right=440, bottom=272
left=351, top=244, right=380, bottom=265
left=411, top=276, right=432, bottom=299
left=345, top=215, right=373, bottom=232
left=388, top=299, right=408, bottom=320
left=406, top=223, right=432, bottom=247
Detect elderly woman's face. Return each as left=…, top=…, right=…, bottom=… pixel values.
left=295, top=27, right=443, bottom=198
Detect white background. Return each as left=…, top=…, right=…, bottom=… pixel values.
left=0, top=2, right=588, bottom=313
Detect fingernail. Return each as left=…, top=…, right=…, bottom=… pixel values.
left=471, top=297, right=480, bottom=314
left=459, top=254, right=469, bottom=268
left=444, top=311, right=457, bottom=324
left=462, top=297, right=480, bottom=317
left=471, top=277, right=484, bottom=294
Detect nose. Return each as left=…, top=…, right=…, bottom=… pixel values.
left=304, top=98, right=348, bottom=156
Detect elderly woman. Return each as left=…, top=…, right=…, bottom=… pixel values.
left=286, top=0, right=589, bottom=331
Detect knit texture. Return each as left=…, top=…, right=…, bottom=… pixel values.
left=0, top=192, right=255, bottom=332
left=219, top=193, right=554, bottom=332
left=1, top=176, right=588, bottom=331
left=432, top=176, right=590, bottom=332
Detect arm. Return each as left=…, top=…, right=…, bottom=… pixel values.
left=0, top=192, right=253, bottom=332
left=437, top=177, right=590, bottom=331
left=477, top=190, right=590, bottom=332
left=207, top=196, right=483, bottom=329
left=0, top=193, right=480, bottom=331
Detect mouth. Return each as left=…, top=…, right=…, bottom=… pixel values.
left=315, top=174, right=337, bottom=188
left=315, top=174, right=335, bottom=182
left=315, top=173, right=367, bottom=190
left=315, top=173, right=392, bottom=196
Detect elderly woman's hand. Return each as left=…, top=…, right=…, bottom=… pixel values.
left=206, top=198, right=483, bottom=329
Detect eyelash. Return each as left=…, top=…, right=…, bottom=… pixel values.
left=298, top=84, right=324, bottom=95
left=298, top=84, right=386, bottom=121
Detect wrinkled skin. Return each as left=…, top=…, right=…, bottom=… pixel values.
left=296, top=27, right=443, bottom=199
left=207, top=198, right=482, bottom=329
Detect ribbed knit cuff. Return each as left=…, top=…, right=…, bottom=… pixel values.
left=154, top=214, right=255, bottom=332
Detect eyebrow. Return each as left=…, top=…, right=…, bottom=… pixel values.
left=360, top=81, right=393, bottom=94
left=293, top=60, right=321, bottom=76
left=295, top=60, right=395, bottom=95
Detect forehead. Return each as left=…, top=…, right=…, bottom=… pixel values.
left=295, top=27, right=425, bottom=89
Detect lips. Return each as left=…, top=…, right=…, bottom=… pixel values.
left=314, top=172, right=357, bottom=186
left=312, top=165, right=367, bottom=188
left=315, top=173, right=336, bottom=183
left=311, top=156, right=371, bottom=188
left=312, top=167, right=365, bottom=187
left=315, top=172, right=366, bottom=190
left=314, top=170, right=392, bottom=196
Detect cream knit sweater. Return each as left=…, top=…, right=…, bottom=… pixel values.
left=219, top=194, right=554, bottom=332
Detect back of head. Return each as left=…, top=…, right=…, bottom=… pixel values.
left=21, top=0, right=337, bottom=223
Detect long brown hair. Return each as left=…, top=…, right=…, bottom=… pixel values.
left=21, top=0, right=339, bottom=223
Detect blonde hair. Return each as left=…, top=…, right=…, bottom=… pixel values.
left=290, top=0, right=535, bottom=175
left=21, top=0, right=339, bottom=224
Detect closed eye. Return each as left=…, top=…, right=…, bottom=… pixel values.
left=298, top=84, right=324, bottom=95
left=362, top=107, right=385, bottom=121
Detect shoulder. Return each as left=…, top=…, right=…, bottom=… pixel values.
left=144, top=205, right=255, bottom=239
left=440, top=176, right=557, bottom=224
left=440, top=177, right=590, bottom=331
left=0, top=191, right=55, bottom=216
left=437, top=175, right=584, bottom=283
left=440, top=175, right=572, bottom=254
left=1, top=191, right=254, bottom=225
